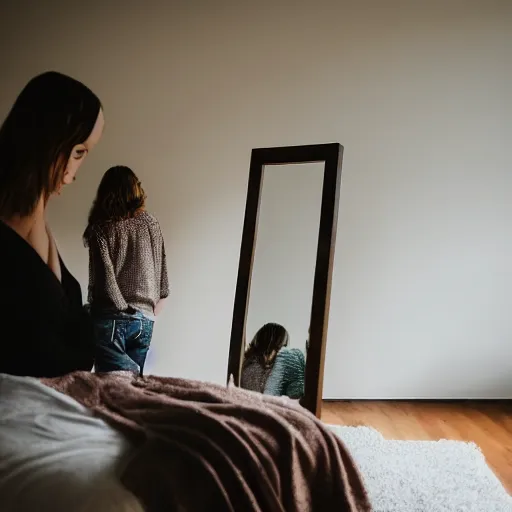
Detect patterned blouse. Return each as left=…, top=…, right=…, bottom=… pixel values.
left=240, top=360, right=273, bottom=394
left=85, top=211, right=169, bottom=318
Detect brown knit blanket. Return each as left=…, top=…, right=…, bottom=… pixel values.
left=41, top=371, right=371, bottom=512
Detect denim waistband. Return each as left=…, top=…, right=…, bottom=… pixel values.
left=87, top=306, right=151, bottom=321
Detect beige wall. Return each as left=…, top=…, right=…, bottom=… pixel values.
left=1, top=0, right=511, bottom=397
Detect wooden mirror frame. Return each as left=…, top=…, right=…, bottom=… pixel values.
left=227, top=143, right=343, bottom=417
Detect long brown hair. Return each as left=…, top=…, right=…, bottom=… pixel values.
left=243, top=323, right=289, bottom=368
left=0, top=71, right=101, bottom=218
left=84, top=165, right=146, bottom=242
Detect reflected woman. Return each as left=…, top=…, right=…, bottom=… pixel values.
left=241, top=323, right=289, bottom=393
left=84, top=166, right=169, bottom=375
left=0, top=71, right=104, bottom=377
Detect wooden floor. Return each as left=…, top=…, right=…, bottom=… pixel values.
left=321, top=401, right=512, bottom=493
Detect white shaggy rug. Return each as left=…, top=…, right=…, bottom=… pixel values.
left=329, top=425, right=512, bottom=512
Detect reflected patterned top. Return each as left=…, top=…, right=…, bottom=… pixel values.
left=264, top=348, right=305, bottom=399
left=240, top=361, right=273, bottom=394
left=85, top=211, right=169, bottom=318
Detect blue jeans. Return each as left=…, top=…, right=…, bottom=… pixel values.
left=92, top=310, right=154, bottom=376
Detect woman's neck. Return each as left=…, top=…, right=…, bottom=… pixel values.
left=2, top=197, right=61, bottom=280
left=2, top=199, right=53, bottom=267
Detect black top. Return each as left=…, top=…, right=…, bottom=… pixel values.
left=0, top=221, right=94, bottom=377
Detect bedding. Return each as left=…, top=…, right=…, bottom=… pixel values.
left=0, top=373, right=143, bottom=512
left=42, top=371, right=371, bottom=512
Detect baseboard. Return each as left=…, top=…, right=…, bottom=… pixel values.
left=322, top=398, right=512, bottom=403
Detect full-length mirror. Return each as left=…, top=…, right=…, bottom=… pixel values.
left=227, top=144, right=343, bottom=417
left=242, top=163, right=324, bottom=401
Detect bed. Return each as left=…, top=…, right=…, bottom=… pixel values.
left=0, top=372, right=371, bottom=511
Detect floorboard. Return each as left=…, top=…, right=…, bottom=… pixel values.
left=321, top=401, right=512, bottom=493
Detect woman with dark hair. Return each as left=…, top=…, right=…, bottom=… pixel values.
left=0, top=71, right=104, bottom=378
left=84, top=166, right=169, bottom=375
left=241, top=323, right=290, bottom=393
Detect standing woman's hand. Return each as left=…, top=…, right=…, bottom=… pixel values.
left=154, top=298, right=167, bottom=316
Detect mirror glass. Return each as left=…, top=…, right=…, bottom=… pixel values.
left=241, top=162, right=324, bottom=402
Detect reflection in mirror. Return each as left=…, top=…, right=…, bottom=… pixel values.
left=240, top=163, right=324, bottom=401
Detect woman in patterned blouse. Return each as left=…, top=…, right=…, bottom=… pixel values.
left=84, top=166, right=169, bottom=375
left=241, top=323, right=306, bottom=399
left=241, top=323, right=290, bottom=393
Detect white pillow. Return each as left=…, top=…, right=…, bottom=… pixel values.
left=0, top=374, right=141, bottom=512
